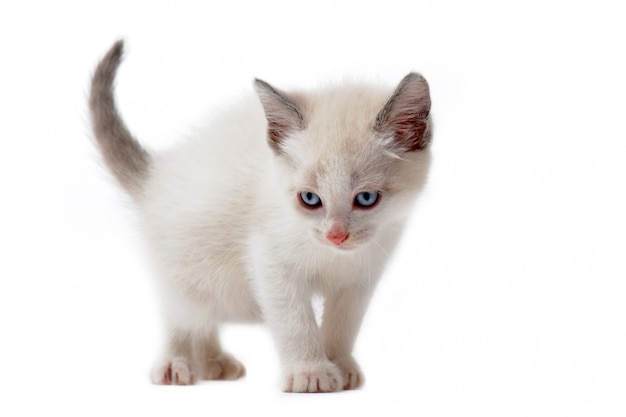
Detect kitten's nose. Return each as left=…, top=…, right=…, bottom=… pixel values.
left=326, top=230, right=350, bottom=246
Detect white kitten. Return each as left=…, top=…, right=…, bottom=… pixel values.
left=89, top=40, right=432, bottom=392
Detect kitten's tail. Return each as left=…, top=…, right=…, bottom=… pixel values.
left=89, top=40, right=151, bottom=196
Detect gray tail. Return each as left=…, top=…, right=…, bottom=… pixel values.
left=89, top=40, right=151, bottom=196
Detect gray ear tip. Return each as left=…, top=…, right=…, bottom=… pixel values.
left=404, top=72, right=428, bottom=85
left=254, top=78, right=271, bottom=92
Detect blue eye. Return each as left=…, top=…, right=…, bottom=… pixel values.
left=299, top=191, right=322, bottom=208
left=354, top=191, right=380, bottom=208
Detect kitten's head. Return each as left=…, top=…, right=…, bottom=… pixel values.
left=255, top=74, right=431, bottom=252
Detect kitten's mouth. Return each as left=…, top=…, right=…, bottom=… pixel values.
left=328, top=241, right=356, bottom=251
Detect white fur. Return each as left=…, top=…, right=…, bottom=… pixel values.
left=130, top=82, right=430, bottom=391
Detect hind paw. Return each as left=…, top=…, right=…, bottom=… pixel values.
left=151, top=357, right=195, bottom=385
left=201, top=353, right=246, bottom=380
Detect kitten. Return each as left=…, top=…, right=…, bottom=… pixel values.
left=89, top=40, right=432, bottom=393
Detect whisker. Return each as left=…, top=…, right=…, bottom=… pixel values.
left=372, top=240, right=390, bottom=259
left=380, top=226, right=404, bottom=232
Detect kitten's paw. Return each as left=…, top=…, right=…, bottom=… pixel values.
left=332, top=356, right=364, bottom=390
left=201, top=353, right=246, bottom=380
left=283, top=361, right=342, bottom=393
left=151, top=357, right=195, bottom=385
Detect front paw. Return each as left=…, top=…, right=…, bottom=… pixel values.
left=332, top=356, right=364, bottom=390
left=283, top=361, right=342, bottom=393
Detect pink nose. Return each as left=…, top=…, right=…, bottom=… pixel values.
left=326, top=231, right=350, bottom=246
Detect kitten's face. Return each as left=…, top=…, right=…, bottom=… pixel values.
left=282, top=135, right=386, bottom=251
left=255, top=73, right=432, bottom=251
left=280, top=130, right=428, bottom=252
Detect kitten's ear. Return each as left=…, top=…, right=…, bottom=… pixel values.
left=254, top=79, right=306, bottom=153
left=374, top=72, right=432, bottom=151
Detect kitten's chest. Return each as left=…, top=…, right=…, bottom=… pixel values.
left=298, top=246, right=387, bottom=293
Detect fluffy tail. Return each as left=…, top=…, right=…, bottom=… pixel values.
left=89, top=40, right=151, bottom=196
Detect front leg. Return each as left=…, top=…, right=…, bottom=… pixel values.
left=321, top=284, right=373, bottom=390
left=254, top=263, right=342, bottom=393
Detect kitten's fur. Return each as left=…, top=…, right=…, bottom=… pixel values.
left=89, top=40, right=432, bottom=392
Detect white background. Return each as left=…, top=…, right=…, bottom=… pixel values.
left=1, top=0, right=624, bottom=415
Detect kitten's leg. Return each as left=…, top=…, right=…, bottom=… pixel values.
left=194, top=328, right=246, bottom=380
left=255, top=265, right=342, bottom=393
left=151, top=328, right=196, bottom=385
left=321, top=285, right=373, bottom=390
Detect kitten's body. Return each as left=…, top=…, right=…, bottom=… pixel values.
left=90, top=41, right=432, bottom=392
